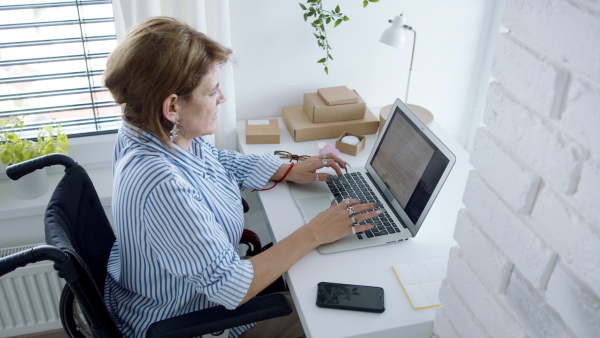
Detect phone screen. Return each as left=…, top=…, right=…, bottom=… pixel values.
left=316, top=282, right=385, bottom=313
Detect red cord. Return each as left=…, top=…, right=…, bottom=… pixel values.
left=253, top=162, right=295, bottom=192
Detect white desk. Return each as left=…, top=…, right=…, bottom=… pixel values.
left=236, top=118, right=471, bottom=338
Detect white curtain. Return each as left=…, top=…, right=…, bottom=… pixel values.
left=111, top=0, right=238, bottom=150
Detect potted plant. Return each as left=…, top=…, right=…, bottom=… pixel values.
left=1, top=117, right=69, bottom=199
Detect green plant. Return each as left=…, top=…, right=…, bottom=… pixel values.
left=0, top=117, right=69, bottom=165
left=299, top=0, right=379, bottom=74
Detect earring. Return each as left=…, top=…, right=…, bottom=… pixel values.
left=169, top=120, right=180, bottom=142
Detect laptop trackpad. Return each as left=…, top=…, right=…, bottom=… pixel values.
left=298, top=195, right=332, bottom=222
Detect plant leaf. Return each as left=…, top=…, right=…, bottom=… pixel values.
left=324, top=67, right=329, bottom=74
left=334, top=19, right=342, bottom=27
left=7, top=134, right=19, bottom=143
left=317, top=58, right=327, bottom=63
left=363, top=1, right=368, bottom=7
left=343, top=15, right=349, bottom=21
left=299, top=3, right=307, bottom=10
left=335, top=5, right=340, bottom=13
left=58, top=139, right=69, bottom=149
left=1, top=151, right=11, bottom=165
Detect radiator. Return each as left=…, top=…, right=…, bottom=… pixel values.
left=0, top=244, right=66, bottom=337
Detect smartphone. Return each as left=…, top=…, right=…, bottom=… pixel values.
left=316, top=282, right=385, bottom=313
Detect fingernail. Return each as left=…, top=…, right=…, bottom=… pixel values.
left=327, top=175, right=340, bottom=181
left=376, top=209, right=387, bottom=214
left=373, top=202, right=384, bottom=208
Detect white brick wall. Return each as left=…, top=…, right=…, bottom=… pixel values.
left=434, top=0, right=600, bottom=337
left=437, top=277, right=491, bottom=338
left=483, top=82, right=586, bottom=194
left=505, top=269, right=576, bottom=338
left=502, top=0, right=600, bottom=84
left=445, top=247, right=527, bottom=338
left=546, top=264, right=600, bottom=338
left=469, top=127, right=540, bottom=214
left=453, top=209, right=513, bottom=294
left=463, top=171, right=556, bottom=288
left=530, top=184, right=600, bottom=296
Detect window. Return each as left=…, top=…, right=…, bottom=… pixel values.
left=0, top=0, right=120, bottom=138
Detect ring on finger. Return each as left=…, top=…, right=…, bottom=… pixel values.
left=322, top=159, right=328, bottom=167
left=315, top=174, right=320, bottom=181
left=351, top=226, right=356, bottom=235
left=346, top=206, right=355, bottom=215
left=342, top=198, right=350, bottom=204
left=322, top=153, right=327, bottom=159
left=351, top=215, right=358, bottom=223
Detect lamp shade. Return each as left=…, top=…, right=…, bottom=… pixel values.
left=379, top=14, right=406, bottom=49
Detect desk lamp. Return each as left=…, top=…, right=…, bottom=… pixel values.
left=379, top=13, right=433, bottom=127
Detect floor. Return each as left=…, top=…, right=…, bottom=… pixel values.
left=12, top=329, right=68, bottom=338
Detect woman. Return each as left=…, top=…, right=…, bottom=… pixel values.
left=103, top=17, right=379, bottom=337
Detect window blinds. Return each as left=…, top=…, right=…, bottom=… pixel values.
left=0, top=0, right=120, bottom=137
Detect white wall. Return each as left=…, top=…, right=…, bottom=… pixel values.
left=228, top=0, right=499, bottom=148
left=434, top=0, right=600, bottom=336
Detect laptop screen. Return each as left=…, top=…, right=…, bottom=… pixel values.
left=366, top=101, right=455, bottom=236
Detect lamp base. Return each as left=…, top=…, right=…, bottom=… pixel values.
left=379, top=103, right=434, bottom=131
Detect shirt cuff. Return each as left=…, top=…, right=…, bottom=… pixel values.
left=209, top=259, right=255, bottom=310
left=244, top=153, right=284, bottom=190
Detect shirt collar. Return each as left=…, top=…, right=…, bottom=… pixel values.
left=121, top=122, right=209, bottom=177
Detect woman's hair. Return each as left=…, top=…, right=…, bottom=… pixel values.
left=103, top=17, right=232, bottom=147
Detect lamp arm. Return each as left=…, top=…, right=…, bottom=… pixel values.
left=404, top=26, right=416, bottom=103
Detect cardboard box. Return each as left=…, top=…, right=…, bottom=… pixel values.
left=282, top=105, right=379, bottom=142
left=336, top=132, right=366, bottom=156
left=245, top=119, right=280, bottom=144
left=317, top=86, right=359, bottom=106
left=303, top=91, right=366, bottom=123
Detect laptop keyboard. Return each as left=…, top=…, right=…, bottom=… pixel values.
left=326, top=172, right=401, bottom=240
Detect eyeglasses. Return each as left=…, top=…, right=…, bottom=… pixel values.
left=274, top=150, right=311, bottom=162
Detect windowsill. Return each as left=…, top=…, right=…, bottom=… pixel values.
left=0, top=133, right=117, bottom=221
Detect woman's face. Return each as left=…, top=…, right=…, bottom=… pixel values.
left=175, top=66, right=226, bottom=147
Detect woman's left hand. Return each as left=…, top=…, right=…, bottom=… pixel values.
left=284, top=152, right=347, bottom=184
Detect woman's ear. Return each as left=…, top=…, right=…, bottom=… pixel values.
left=162, top=94, right=179, bottom=123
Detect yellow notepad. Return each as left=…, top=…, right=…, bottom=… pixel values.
left=392, top=258, right=448, bottom=310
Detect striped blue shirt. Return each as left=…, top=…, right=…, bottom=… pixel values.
left=104, top=122, right=283, bottom=337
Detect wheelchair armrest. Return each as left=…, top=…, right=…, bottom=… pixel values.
left=145, top=293, right=293, bottom=338
left=0, top=245, right=67, bottom=276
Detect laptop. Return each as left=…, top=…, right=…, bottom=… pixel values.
left=287, top=99, right=456, bottom=254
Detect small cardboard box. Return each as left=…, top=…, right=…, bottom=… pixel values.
left=303, top=91, right=366, bottom=123
left=282, top=105, right=378, bottom=142
left=245, top=119, right=280, bottom=144
left=336, top=132, right=366, bottom=156
left=317, top=86, right=359, bottom=106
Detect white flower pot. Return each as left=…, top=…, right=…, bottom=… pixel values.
left=10, top=167, right=49, bottom=200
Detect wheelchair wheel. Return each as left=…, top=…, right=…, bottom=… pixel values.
left=59, top=284, right=93, bottom=338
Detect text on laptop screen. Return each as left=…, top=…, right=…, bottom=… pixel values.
left=370, top=107, right=450, bottom=224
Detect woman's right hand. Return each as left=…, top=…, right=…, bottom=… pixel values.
left=304, top=199, right=382, bottom=246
